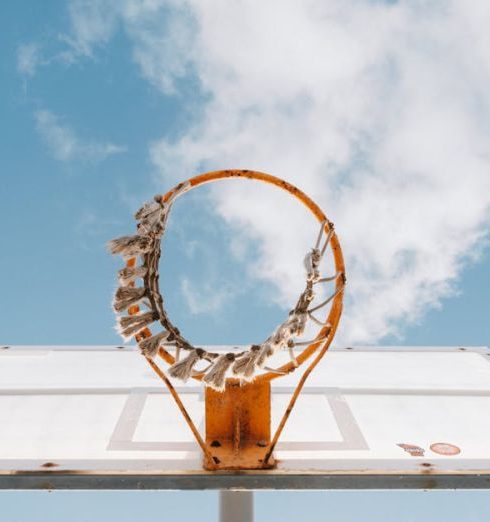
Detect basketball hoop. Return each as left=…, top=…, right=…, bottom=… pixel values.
left=108, top=169, right=345, bottom=469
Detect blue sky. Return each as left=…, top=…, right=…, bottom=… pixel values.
left=3, top=490, right=490, bottom=522
left=1, top=1, right=490, bottom=520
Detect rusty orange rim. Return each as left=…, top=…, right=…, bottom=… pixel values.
left=131, top=169, right=345, bottom=383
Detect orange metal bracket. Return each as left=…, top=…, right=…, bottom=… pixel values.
left=205, top=379, right=273, bottom=470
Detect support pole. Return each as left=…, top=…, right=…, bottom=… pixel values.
left=219, top=491, right=254, bottom=522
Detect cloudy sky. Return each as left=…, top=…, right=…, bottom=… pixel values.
left=2, top=1, right=490, bottom=520
left=2, top=0, right=489, bottom=349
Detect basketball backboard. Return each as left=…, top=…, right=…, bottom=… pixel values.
left=1, top=345, right=489, bottom=490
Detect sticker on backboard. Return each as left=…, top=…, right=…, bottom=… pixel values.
left=430, top=442, right=461, bottom=456
left=397, top=443, right=425, bottom=457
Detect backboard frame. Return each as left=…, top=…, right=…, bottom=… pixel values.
left=1, top=345, right=489, bottom=490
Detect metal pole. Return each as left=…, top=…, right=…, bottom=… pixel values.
left=219, top=490, right=254, bottom=522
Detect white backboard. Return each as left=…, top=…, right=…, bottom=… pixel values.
left=1, top=345, right=489, bottom=489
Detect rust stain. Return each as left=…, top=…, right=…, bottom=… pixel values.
left=41, top=462, right=59, bottom=469
left=420, top=462, right=435, bottom=475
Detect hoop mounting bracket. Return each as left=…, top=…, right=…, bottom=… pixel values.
left=204, top=379, right=275, bottom=470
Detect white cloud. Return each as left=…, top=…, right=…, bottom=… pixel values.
left=181, top=277, right=235, bottom=315
left=35, top=110, right=126, bottom=163
left=17, top=43, right=41, bottom=76
left=62, top=0, right=195, bottom=93
left=149, top=0, right=490, bottom=344
left=64, top=0, right=490, bottom=343
left=61, top=0, right=119, bottom=60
